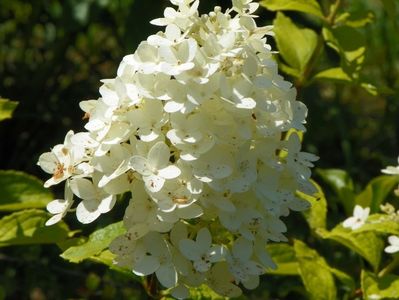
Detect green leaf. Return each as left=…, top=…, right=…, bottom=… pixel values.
left=0, top=170, right=53, bottom=211
left=299, top=180, right=327, bottom=230
left=61, top=221, right=125, bottom=263
left=273, top=12, right=318, bottom=72
left=317, top=226, right=384, bottom=271
left=322, top=26, right=366, bottom=63
left=355, top=175, right=399, bottom=213
left=266, top=243, right=299, bottom=275
left=260, top=0, right=324, bottom=19
left=354, top=214, right=399, bottom=236
left=313, top=67, right=352, bottom=82
left=294, top=240, right=337, bottom=300
left=0, top=209, right=70, bottom=247
left=335, top=11, right=375, bottom=28
left=0, top=98, right=18, bottom=121
left=316, top=168, right=355, bottom=214
left=361, top=270, right=399, bottom=300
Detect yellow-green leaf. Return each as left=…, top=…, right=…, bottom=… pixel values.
left=266, top=243, right=299, bottom=275
left=274, top=12, right=318, bottom=72
left=0, top=209, right=70, bottom=247
left=317, top=226, right=383, bottom=271
left=355, top=175, right=399, bottom=213
left=355, top=214, right=399, bottom=236
left=0, top=98, right=18, bottom=121
left=361, top=270, right=399, bottom=300
left=61, top=221, right=125, bottom=263
left=300, top=180, right=327, bottom=230
left=322, top=26, right=365, bottom=65
left=313, top=67, right=352, bottom=82
left=294, top=240, right=337, bottom=300
left=0, top=170, right=53, bottom=211
left=260, top=0, right=324, bottom=19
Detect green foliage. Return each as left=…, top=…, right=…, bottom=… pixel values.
left=356, top=175, right=399, bottom=212
left=361, top=270, right=399, bottom=300
left=294, top=240, right=337, bottom=300
left=0, top=98, right=18, bottom=121
left=0, top=170, right=53, bottom=211
left=316, top=168, right=355, bottom=214
left=273, top=12, right=318, bottom=75
left=61, top=221, right=125, bottom=263
left=317, top=226, right=384, bottom=271
left=260, top=0, right=324, bottom=19
left=0, top=209, right=70, bottom=247
left=266, top=243, right=299, bottom=275
left=300, top=180, right=327, bottom=230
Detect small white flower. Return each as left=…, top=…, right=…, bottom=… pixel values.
left=45, top=180, right=74, bottom=226
left=69, top=177, right=116, bottom=224
left=384, top=235, right=399, bottom=254
left=129, top=141, right=181, bottom=192
left=179, top=228, right=225, bottom=272
left=343, top=205, right=370, bottom=230
left=381, top=157, right=399, bottom=175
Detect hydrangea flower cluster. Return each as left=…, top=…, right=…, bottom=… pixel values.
left=38, top=0, right=318, bottom=297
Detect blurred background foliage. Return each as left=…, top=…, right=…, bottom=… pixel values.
left=0, top=0, right=398, bottom=299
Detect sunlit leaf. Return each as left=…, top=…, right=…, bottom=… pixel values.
left=266, top=243, right=299, bottom=275
left=0, top=98, right=18, bottom=121
left=361, top=270, right=399, bottom=300
left=299, top=180, right=327, bottom=230
left=355, top=175, right=399, bottom=213
left=61, top=221, right=125, bottom=263
left=355, top=214, right=399, bottom=236
left=273, top=12, right=318, bottom=72
left=0, top=170, right=53, bottom=211
left=260, top=0, right=324, bottom=19
left=313, top=68, right=352, bottom=82
left=0, top=209, right=70, bottom=247
left=335, top=11, right=375, bottom=28
left=317, top=226, right=383, bottom=271
left=294, top=240, right=337, bottom=300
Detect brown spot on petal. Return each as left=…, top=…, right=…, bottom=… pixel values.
left=53, top=163, right=65, bottom=179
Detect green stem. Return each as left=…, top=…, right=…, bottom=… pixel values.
left=378, top=255, right=399, bottom=277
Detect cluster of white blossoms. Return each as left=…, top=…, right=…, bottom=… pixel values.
left=38, top=0, right=318, bottom=297
left=381, top=158, right=399, bottom=254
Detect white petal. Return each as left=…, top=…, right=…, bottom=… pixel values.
left=98, top=195, right=116, bottom=213
left=158, top=165, right=181, bottom=179
left=144, top=174, right=165, bottom=193
left=156, top=263, right=177, bottom=288
left=76, top=200, right=101, bottom=224
left=232, top=238, right=252, bottom=261
left=388, top=235, right=399, bottom=246
left=45, top=214, right=63, bottom=226
left=179, top=239, right=201, bottom=261
left=69, top=178, right=96, bottom=200
left=177, top=204, right=203, bottom=219
left=196, top=228, right=212, bottom=250
left=129, top=156, right=151, bottom=176
left=47, top=199, right=70, bottom=214
left=148, top=142, right=170, bottom=170
left=133, top=255, right=160, bottom=276
left=38, top=152, right=57, bottom=174
left=385, top=245, right=399, bottom=254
